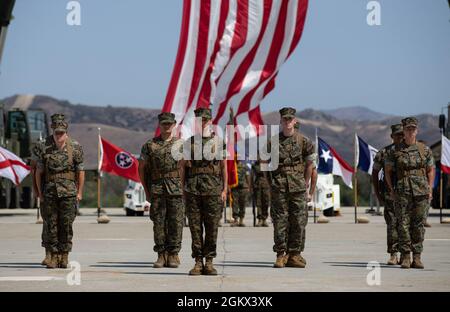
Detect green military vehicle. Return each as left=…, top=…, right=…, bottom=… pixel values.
left=0, top=105, right=49, bottom=208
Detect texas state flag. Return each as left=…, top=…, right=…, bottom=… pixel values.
left=317, top=137, right=354, bottom=188
left=356, top=134, right=378, bottom=175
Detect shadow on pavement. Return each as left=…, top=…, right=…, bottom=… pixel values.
left=97, top=261, right=152, bottom=265
left=123, top=272, right=188, bottom=276
left=217, top=261, right=273, bottom=268
left=0, top=262, right=43, bottom=269
left=323, top=261, right=435, bottom=271
left=90, top=264, right=153, bottom=268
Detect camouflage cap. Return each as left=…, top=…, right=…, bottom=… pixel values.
left=279, top=107, right=296, bottom=118
left=158, top=112, right=176, bottom=124
left=401, top=116, right=418, bottom=128
left=390, top=123, right=403, bottom=135
left=194, top=107, right=212, bottom=120
left=50, top=113, right=68, bottom=132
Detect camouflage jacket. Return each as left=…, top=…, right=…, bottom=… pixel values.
left=373, top=143, right=395, bottom=199
left=235, top=161, right=249, bottom=189
left=184, top=134, right=225, bottom=196
left=385, top=141, right=434, bottom=197
left=252, top=161, right=270, bottom=189
left=140, top=136, right=183, bottom=196
left=36, top=136, right=84, bottom=198
left=267, top=132, right=315, bottom=193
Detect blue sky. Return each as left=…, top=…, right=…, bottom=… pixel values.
left=0, top=0, right=449, bottom=115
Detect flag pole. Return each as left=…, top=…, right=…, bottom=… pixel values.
left=440, top=166, right=443, bottom=224
left=97, top=128, right=101, bottom=219
left=314, top=128, right=318, bottom=223
left=354, top=133, right=358, bottom=224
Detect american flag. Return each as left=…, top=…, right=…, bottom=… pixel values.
left=159, top=0, right=309, bottom=139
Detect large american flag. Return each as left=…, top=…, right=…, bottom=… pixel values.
left=160, top=0, right=308, bottom=139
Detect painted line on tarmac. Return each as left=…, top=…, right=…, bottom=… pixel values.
left=0, top=276, right=65, bottom=282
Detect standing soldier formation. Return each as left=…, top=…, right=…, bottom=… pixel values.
left=385, top=117, right=435, bottom=269
left=230, top=160, right=250, bottom=227
left=266, top=107, right=315, bottom=268
left=372, top=124, right=404, bottom=265
left=31, top=111, right=437, bottom=274
left=183, top=108, right=227, bottom=275
left=139, top=112, right=185, bottom=269
left=35, top=114, right=85, bottom=269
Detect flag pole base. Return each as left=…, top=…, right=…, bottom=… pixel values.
left=356, top=216, right=370, bottom=224
left=97, top=209, right=110, bottom=224
left=317, top=216, right=329, bottom=224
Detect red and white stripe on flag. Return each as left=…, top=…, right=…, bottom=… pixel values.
left=441, top=135, right=450, bottom=174
left=0, top=146, right=31, bottom=185
left=159, top=0, right=309, bottom=139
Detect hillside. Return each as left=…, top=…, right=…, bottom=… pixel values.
left=1, top=95, right=440, bottom=169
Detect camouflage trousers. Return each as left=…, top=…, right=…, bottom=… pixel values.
left=395, top=195, right=429, bottom=254
left=149, top=195, right=184, bottom=254
left=186, top=194, right=222, bottom=258
left=40, top=202, right=50, bottom=249
left=383, top=198, right=399, bottom=254
left=256, top=186, right=270, bottom=220
left=43, top=196, right=77, bottom=253
left=271, top=191, right=308, bottom=254
left=232, top=188, right=247, bottom=219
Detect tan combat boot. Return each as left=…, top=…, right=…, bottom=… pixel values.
left=153, top=252, right=166, bottom=268
left=274, top=252, right=285, bottom=268
left=46, top=253, right=59, bottom=269
left=238, top=217, right=246, bottom=227
left=41, top=249, right=51, bottom=266
left=286, top=252, right=306, bottom=268
left=411, top=253, right=424, bottom=269
left=262, top=219, right=269, bottom=227
left=299, top=253, right=307, bottom=265
left=167, top=253, right=180, bottom=268
left=255, top=219, right=263, bottom=227
left=59, top=252, right=69, bottom=269
left=203, top=257, right=218, bottom=275
left=400, top=253, right=411, bottom=269
left=189, top=257, right=204, bottom=276
left=387, top=253, right=399, bottom=265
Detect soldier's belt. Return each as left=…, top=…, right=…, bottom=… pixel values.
left=277, top=163, right=304, bottom=172
left=397, top=168, right=426, bottom=180
left=151, top=170, right=180, bottom=180
left=188, top=166, right=220, bottom=176
left=46, top=172, right=76, bottom=182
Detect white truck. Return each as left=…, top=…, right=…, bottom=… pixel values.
left=123, top=180, right=149, bottom=216
left=311, top=174, right=341, bottom=217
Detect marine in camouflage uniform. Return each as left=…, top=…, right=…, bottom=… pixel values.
left=184, top=108, right=227, bottom=276
left=139, top=112, right=184, bottom=269
left=385, top=117, right=435, bottom=269
left=267, top=107, right=315, bottom=268
left=230, top=161, right=250, bottom=227
left=252, top=159, right=271, bottom=227
left=31, top=139, right=51, bottom=266
left=372, top=124, right=404, bottom=265
left=36, top=114, right=85, bottom=269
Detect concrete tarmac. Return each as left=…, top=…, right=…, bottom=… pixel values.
left=0, top=207, right=449, bottom=292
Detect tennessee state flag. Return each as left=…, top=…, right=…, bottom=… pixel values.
left=99, top=136, right=140, bottom=182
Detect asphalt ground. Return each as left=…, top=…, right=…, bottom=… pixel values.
left=0, top=206, right=449, bottom=292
